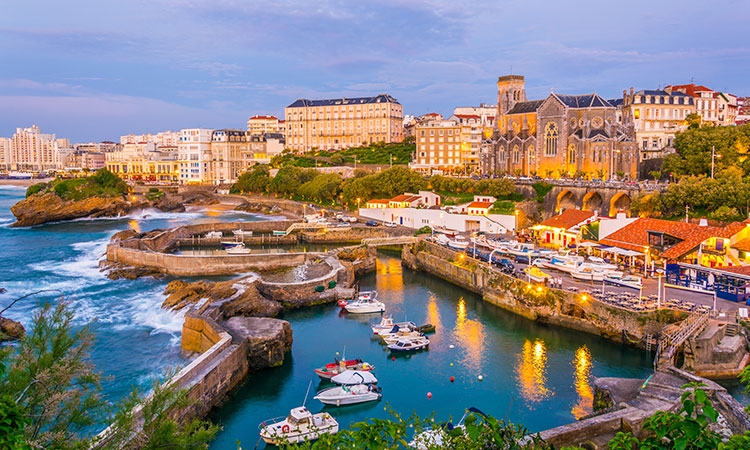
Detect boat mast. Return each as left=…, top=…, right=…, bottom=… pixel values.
left=302, top=379, right=313, bottom=407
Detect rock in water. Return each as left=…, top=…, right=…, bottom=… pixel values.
left=10, top=192, right=145, bottom=227
left=223, top=317, right=293, bottom=370
left=0, top=316, right=25, bottom=341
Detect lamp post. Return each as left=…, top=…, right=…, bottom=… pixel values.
left=711, top=145, right=720, bottom=179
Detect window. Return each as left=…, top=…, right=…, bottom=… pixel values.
left=634, top=109, right=640, bottom=119
left=568, top=144, right=576, bottom=164
left=544, top=122, right=558, bottom=156
left=513, top=145, right=520, bottom=163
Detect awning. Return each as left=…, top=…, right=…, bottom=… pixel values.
left=599, top=246, right=644, bottom=257
left=578, top=242, right=601, bottom=248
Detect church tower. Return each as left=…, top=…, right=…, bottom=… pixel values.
left=496, top=75, right=527, bottom=119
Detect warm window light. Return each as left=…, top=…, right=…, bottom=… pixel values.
left=536, top=286, right=542, bottom=292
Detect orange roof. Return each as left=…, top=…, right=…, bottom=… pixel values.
left=390, top=194, right=421, bottom=203
left=718, top=265, right=750, bottom=276
left=366, top=199, right=390, bottom=204
left=733, top=237, right=750, bottom=252
left=454, top=114, right=481, bottom=119
left=539, top=210, right=595, bottom=230
left=249, top=115, right=279, bottom=120
left=599, top=218, right=747, bottom=260
left=467, top=201, right=493, bottom=209
left=667, top=84, right=714, bottom=97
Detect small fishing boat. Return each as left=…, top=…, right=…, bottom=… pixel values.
left=570, top=267, right=612, bottom=282
left=220, top=240, right=243, bottom=249
left=388, top=337, right=430, bottom=352
left=370, top=315, right=416, bottom=335
left=313, top=358, right=375, bottom=380
left=345, top=297, right=386, bottom=314
left=314, top=383, right=382, bottom=407
left=416, top=323, right=436, bottom=334
left=205, top=231, right=222, bottom=239
left=524, top=266, right=552, bottom=283
left=447, top=236, right=469, bottom=251
left=258, top=406, right=338, bottom=445
left=232, top=229, right=253, bottom=237
left=381, top=328, right=425, bottom=345
left=604, top=273, right=643, bottom=290
left=434, top=234, right=450, bottom=246
left=225, top=243, right=251, bottom=254
left=338, top=290, right=377, bottom=308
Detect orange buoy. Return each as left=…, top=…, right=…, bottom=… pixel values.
left=427, top=392, right=432, bottom=399
left=450, top=376, right=455, bottom=382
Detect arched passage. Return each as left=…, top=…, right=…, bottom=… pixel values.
left=610, top=193, right=632, bottom=217
left=582, top=191, right=603, bottom=213
left=556, top=190, right=577, bottom=212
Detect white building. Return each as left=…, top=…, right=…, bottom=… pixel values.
left=178, top=128, right=214, bottom=183
left=0, top=137, right=11, bottom=170
left=453, top=103, right=497, bottom=128
left=8, top=125, right=61, bottom=172
left=120, top=130, right=179, bottom=147
left=359, top=207, right=515, bottom=234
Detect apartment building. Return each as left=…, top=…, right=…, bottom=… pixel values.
left=120, top=130, right=179, bottom=147
left=666, top=84, right=719, bottom=124
left=211, top=129, right=249, bottom=184
left=106, top=159, right=180, bottom=183
left=409, top=120, right=464, bottom=174
left=247, top=115, right=285, bottom=136
left=64, top=151, right=106, bottom=170
left=453, top=103, right=497, bottom=131
left=714, top=92, right=738, bottom=126
left=178, top=128, right=214, bottom=183
left=620, top=88, right=695, bottom=160
left=285, top=94, right=403, bottom=152
left=8, top=125, right=60, bottom=171
left=0, top=137, right=10, bottom=170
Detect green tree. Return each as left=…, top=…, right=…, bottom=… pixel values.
left=298, top=173, right=344, bottom=203
left=231, top=165, right=271, bottom=194
left=629, top=193, right=664, bottom=218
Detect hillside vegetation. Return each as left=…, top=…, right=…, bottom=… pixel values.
left=25, top=169, right=128, bottom=201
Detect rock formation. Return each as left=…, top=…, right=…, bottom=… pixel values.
left=162, top=278, right=282, bottom=318
left=0, top=316, right=24, bottom=341
left=223, top=316, right=293, bottom=370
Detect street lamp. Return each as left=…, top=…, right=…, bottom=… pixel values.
left=711, top=145, right=721, bottom=179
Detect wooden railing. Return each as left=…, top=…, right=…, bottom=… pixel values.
left=654, top=311, right=710, bottom=370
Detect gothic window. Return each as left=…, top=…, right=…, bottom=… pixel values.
left=513, top=145, right=520, bottom=163
left=568, top=144, right=576, bottom=164
left=544, top=122, right=558, bottom=156
left=499, top=145, right=505, bottom=160
left=528, top=145, right=535, bottom=166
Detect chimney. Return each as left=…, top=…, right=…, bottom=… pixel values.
left=616, top=211, right=627, bottom=219
left=699, top=217, right=708, bottom=227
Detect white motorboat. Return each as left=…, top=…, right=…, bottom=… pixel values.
left=258, top=406, right=338, bottom=445
left=232, top=229, right=253, bottom=237
left=313, top=358, right=375, bottom=380
left=388, top=337, right=430, bottom=352
left=381, top=328, right=425, bottom=345
left=314, top=383, right=382, bottom=406
left=570, top=267, right=610, bottom=282
left=541, top=254, right=584, bottom=273
left=331, top=370, right=378, bottom=385
left=344, top=297, right=386, bottom=314
left=205, top=231, right=222, bottom=239
left=370, top=315, right=416, bottom=335
left=604, top=273, right=643, bottom=290
left=448, top=235, right=469, bottom=250
left=434, top=234, right=450, bottom=246
left=584, top=256, right=618, bottom=271
left=225, top=243, right=251, bottom=254
left=220, top=240, right=243, bottom=248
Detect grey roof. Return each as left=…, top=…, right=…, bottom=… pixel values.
left=507, top=100, right=545, bottom=114
left=588, top=129, right=610, bottom=138
left=636, top=89, right=691, bottom=97
left=554, top=93, right=613, bottom=108
left=608, top=98, right=624, bottom=107
left=287, top=94, right=400, bottom=108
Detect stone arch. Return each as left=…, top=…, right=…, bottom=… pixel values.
left=610, top=193, right=631, bottom=217
left=556, top=190, right=577, bottom=213
left=582, top=191, right=603, bottom=213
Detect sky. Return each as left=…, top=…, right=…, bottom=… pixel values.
left=1, top=0, right=749, bottom=142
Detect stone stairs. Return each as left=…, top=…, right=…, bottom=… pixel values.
left=725, top=323, right=741, bottom=337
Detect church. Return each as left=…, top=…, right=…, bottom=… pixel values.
left=480, top=75, right=638, bottom=180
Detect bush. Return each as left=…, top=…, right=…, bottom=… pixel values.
left=25, top=182, right=47, bottom=198
left=414, top=225, right=432, bottom=235
left=708, top=205, right=740, bottom=223
left=489, top=200, right=515, bottom=215
left=532, top=182, right=553, bottom=203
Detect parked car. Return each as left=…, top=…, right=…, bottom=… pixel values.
left=384, top=222, right=397, bottom=228
left=365, top=220, right=379, bottom=227
left=494, top=258, right=515, bottom=274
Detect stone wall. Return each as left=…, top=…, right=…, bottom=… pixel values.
left=256, top=256, right=349, bottom=308
left=107, top=244, right=322, bottom=276
left=403, top=241, right=684, bottom=347
left=300, top=226, right=413, bottom=243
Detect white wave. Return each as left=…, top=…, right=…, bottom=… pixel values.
left=124, top=208, right=204, bottom=222
left=0, top=184, right=28, bottom=191
left=0, top=217, right=14, bottom=224
left=31, top=236, right=111, bottom=281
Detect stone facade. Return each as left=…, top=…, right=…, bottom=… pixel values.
left=480, top=75, right=638, bottom=180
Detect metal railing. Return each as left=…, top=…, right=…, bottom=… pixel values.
left=654, top=311, right=710, bottom=370
left=361, top=236, right=418, bottom=246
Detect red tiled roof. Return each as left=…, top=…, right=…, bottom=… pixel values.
left=366, top=199, right=390, bottom=204
left=454, top=114, right=481, bottom=119
left=390, top=194, right=420, bottom=203
left=667, top=84, right=714, bottom=97
left=539, top=210, right=595, bottom=230
left=732, top=237, right=750, bottom=252
left=423, top=113, right=441, bottom=117
left=719, top=265, right=750, bottom=276
left=598, top=217, right=748, bottom=260
left=467, top=201, right=493, bottom=209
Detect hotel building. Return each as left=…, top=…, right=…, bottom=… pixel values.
left=666, top=84, right=719, bottom=124
left=8, top=125, right=61, bottom=172
left=284, top=94, right=403, bottom=152
left=620, top=87, right=695, bottom=160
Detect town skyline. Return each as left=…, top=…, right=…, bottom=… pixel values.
left=2, top=0, right=749, bottom=142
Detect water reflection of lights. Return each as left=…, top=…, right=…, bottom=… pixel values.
left=376, top=258, right=404, bottom=303
left=452, top=297, right=486, bottom=372
left=204, top=209, right=221, bottom=217
left=571, top=346, right=593, bottom=419
left=426, top=293, right=441, bottom=335
left=515, top=338, right=552, bottom=405
left=128, top=220, right=141, bottom=233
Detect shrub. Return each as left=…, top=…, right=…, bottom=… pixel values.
left=25, top=182, right=47, bottom=198
left=414, top=225, right=432, bottom=235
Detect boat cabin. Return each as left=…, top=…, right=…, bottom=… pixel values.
left=288, top=407, right=313, bottom=426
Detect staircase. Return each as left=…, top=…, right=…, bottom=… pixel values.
left=725, top=323, right=741, bottom=337
left=654, top=311, right=710, bottom=371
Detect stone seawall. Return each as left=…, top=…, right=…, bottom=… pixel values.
left=256, top=256, right=353, bottom=308
left=403, top=241, right=685, bottom=347
left=300, top=226, right=413, bottom=243
left=107, top=244, right=322, bottom=276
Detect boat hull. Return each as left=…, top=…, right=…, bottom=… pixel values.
left=314, top=361, right=374, bottom=380
left=314, top=387, right=381, bottom=406
left=345, top=303, right=385, bottom=314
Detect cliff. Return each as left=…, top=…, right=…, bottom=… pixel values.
left=0, top=316, right=24, bottom=341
